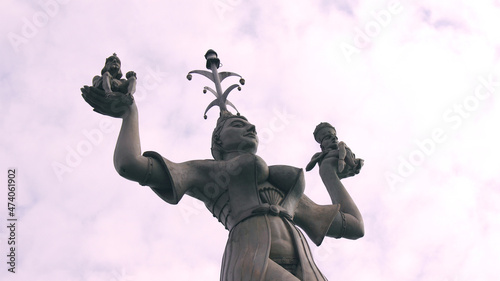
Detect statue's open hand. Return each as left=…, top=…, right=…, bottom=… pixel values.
left=322, top=142, right=364, bottom=179
left=81, top=86, right=134, bottom=118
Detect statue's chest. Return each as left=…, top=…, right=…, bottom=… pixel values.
left=205, top=154, right=291, bottom=229
left=223, top=154, right=269, bottom=204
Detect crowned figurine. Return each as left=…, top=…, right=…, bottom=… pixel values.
left=306, top=122, right=364, bottom=179
left=81, top=53, right=136, bottom=117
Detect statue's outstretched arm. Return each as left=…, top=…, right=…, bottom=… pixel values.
left=113, top=102, right=169, bottom=186
left=319, top=152, right=364, bottom=240
left=81, top=85, right=168, bottom=185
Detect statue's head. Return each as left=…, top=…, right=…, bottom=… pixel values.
left=314, top=122, right=338, bottom=151
left=101, top=53, right=123, bottom=79
left=211, top=113, right=258, bottom=160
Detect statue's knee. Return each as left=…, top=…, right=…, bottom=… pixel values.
left=103, top=71, right=111, bottom=78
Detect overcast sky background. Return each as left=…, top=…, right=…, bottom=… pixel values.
left=1, top=0, right=500, bottom=280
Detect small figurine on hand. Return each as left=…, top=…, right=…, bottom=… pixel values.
left=81, top=53, right=137, bottom=117
left=306, top=122, right=364, bottom=178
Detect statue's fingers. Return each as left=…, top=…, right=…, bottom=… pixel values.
left=338, top=159, right=345, bottom=173
left=82, top=92, right=110, bottom=113
left=93, top=108, right=106, bottom=115
left=86, top=86, right=108, bottom=97
left=346, top=152, right=357, bottom=167
left=81, top=92, right=100, bottom=108
left=338, top=142, right=347, bottom=159
left=91, top=103, right=111, bottom=115
left=82, top=86, right=107, bottom=103
left=83, top=89, right=108, bottom=105
left=342, top=148, right=356, bottom=167
left=82, top=94, right=109, bottom=113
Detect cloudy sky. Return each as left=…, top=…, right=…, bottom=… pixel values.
left=1, top=0, right=500, bottom=280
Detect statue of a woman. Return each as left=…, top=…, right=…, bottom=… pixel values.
left=81, top=52, right=364, bottom=280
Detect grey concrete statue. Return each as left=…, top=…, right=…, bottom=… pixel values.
left=81, top=50, right=365, bottom=280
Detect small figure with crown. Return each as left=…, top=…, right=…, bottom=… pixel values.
left=306, top=122, right=364, bottom=178
left=81, top=50, right=365, bottom=281
left=81, top=53, right=137, bottom=117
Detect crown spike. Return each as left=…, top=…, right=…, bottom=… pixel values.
left=187, top=50, right=245, bottom=119
left=204, top=99, right=220, bottom=118
left=204, top=86, right=218, bottom=97
left=225, top=100, right=239, bottom=114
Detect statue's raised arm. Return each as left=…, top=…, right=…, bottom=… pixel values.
left=80, top=54, right=170, bottom=191
left=306, top=122, right=365, bottom=240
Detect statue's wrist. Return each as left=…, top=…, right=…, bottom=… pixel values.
left=121, top=101, right=137, bottom=119
left=319, top=159, right=339, bottom=177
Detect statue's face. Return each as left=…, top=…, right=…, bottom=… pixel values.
left=219, top=117, right=258, bottom=155
left=105, top=57, right=121, bottom=72
left=318, top=127, right=338, bottom=151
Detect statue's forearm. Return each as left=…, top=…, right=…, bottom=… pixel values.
left=320, top=161, right=364, bottom=238
left=113, top=103, right=148, bottom=181
left=319, top=163, right=359, bottom=214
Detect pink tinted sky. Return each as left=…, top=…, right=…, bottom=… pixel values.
left=1, top=0, right=500, bottom=280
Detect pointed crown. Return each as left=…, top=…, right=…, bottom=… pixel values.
left=186, top=49, right=246, bottom=120
left=187, top=50, right=249, bottom=159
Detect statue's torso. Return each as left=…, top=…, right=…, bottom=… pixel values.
left=190, top=154, right=300, bottom=259
left=144, top=150, right=331, bottom=280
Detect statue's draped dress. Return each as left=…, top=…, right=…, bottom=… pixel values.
left=143, top=152, right=339, bottom=281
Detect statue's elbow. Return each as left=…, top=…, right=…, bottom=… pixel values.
left=352, top=229, right=364, bottom=240
left=351, top=222, right=365, bottom=240
left=114, top=157, right=139, bottom=180
left=115, top=162, right=130, bottom=178
left=115, top=164, right=128, bottom=178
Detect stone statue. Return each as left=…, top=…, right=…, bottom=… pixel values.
left=81, top=50, right=365, bottom=280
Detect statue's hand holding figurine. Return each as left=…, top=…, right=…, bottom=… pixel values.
left=81, top=53, right=137, bottom=118
left=306, top=122, right=364, bottom=179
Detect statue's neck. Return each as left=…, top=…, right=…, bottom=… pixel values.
left=221, top=151, right=255, bottom=161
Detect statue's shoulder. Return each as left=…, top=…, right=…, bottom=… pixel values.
left=269, top=164, right=302, bottom=175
